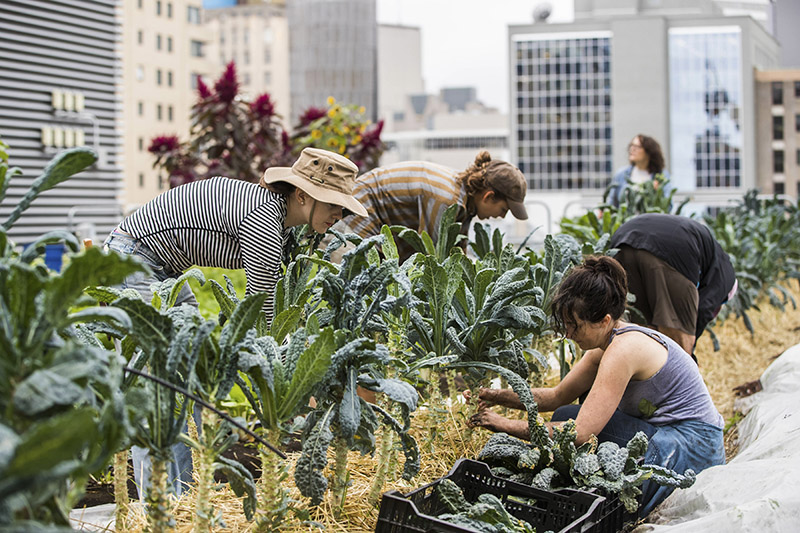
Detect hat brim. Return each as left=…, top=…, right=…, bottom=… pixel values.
left=262, top=167, right=368, bottom=217
left=507, top=198, right=528, bottom=220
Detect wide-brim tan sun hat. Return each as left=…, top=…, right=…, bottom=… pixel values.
left=260, top=147, right=368, bottom=217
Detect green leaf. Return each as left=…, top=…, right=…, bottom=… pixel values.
left=2, top=147, right=97, bottom=230
left=295, top=405, right=335, bottom=505
left=338, top=367, right=361, bottom=444
left=380, top=225, right=399, bottom=261
left=4, top=408, right=97, bottom=477
left=270, top=306, right=302, bottom=345
left=12, top=369, right=85, bottom=416
left=277, top=327, right=334, bottom=421
left=219, top=292, right=267, bottom=352
left=62, top=306, right=132, bottom=330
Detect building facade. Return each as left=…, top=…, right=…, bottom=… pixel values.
left=755, top=69, right=800, bottom=200
left=510, top=2, right=780, bottom=211
left=0, top=0, right=122, bottom=245
left=121, top=0, right=212, bottom=212
left=288, top=0, right=377, bottom=123
left=203, top=0, right=291, bottom=125
left=377, top=23, right=424, bottom=132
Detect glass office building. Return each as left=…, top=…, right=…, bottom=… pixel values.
left=669, top=27, right=744, bottom=190
left=512, top=32, right=613, bottom=191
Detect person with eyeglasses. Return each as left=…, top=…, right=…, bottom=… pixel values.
left=608, top=134, right=671, bottom=207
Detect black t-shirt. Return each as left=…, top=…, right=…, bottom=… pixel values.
left=610, top=213, right=736, bottom=337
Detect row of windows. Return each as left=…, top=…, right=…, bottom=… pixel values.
left=136, top=102, right=175, bottom=122
left=518, top=127, right=612, bottom=142
left=771, top=182, right=800, bottom=197
left=135, top=66, right=174, bottom=87
left=771, top=81, right=800, bottom=105
left=521, top=172, right=611, bottom=191
left=516, top=62, right=610, bottom=77
left=515, top=40, right=610, bottom=59
left=423, top=136, right=507, bottom=150
left=770, top=149, right=800, bottom=173
left=136, top=0, right=201, bottom=24
left=517, top=94, right=611, bottom=110
left=517, top=78, right=611, bottom=92
left=519, top=144, right=611, bottom=158
left=136, top=30, right=204, bottom=58
left=138, top=172, right=168, bottom=191
left=771, top=113, right=800, bottom=139
left=518, top=111, right=611, bottom=125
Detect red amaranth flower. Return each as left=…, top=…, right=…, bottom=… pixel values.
left=251, top=93, right=275, bottom=118
left=197, top=77, right=212, bottom=100
left=298, top=106, right=326, bottom=127
left=148, top=135, right=180, bottom=154
left=215, top=62, right=239, bottom=104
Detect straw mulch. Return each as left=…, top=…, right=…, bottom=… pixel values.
left=107, top=283, right=800, bottom=532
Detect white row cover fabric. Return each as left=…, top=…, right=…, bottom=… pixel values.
left=634, top=343, right=800, bottom=532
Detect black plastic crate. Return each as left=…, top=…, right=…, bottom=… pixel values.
left=376, top=459, right=624, bottom=533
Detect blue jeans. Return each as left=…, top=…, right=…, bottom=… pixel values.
left=552, top=405, right=725, bottom=516
left=104, top=229, right=197, bottom=501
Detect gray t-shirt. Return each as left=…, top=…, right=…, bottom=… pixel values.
left=611, top=325, right=724, bottom=428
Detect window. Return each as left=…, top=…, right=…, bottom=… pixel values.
left=796, top=114, right=800, bottom=132
left=168, top=105, right=173, bottom=121
left=167, top=2, right=172, bottom=18
left=137, top=0, right=142, bottom=8
left=190, top=72, right=200, bottom=89
left=190, top=40, right=204, bottom=57
left=773, top=181, right=784, bottom=195
left=795, top=81, right=800, bottom=98
left=772, top=82, right=783, bottom=105
left=137, top=101, right=143, bottom=116
left=797, top=149, right=800, bottom=166
left=167, top=71, right=173, bottom=87
left=264, top=71, right=271, bottom=85
left=156, top=34, right=162, bottom=50
left=136, top=65, right=144, bottom=81
left=243, top=73, right=250, bottom=85
left=244, top=29, right=249, bottom=44
left=244, top=50, right=250, bottom=65
left=156, top=0, right=161, bottom=15
left=187, top=5, right=201, bottom=24
left=773, top=115, right=784, bottom=140
left=138, top=137, right=144, bottom=151
left=774, top=149, right=785, bottom=173
left=157, top=104, right=163, bottom=120
left=156, top=69, right=162, bottom=85
left=138, top=173, right=144, bottom=188
left=264, top=47, right=271, bottom=64
left=137, top=30, right=143, bottom=45
left=167, top=36, right=173, bottom=52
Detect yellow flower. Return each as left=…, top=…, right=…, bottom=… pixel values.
left=327, top=96, right=336, bottom=106
left=342, top=126, right=350, bottom=134
left=327, top=138, right=338, bottom=147
left=311, top=129, right=322, bottom=140
left=358, top=106, right=366, bottom=115
left=327, top=107, right=338, bottom=118
left=338, top=144, right=346, bottom=154
left=359, top=125, right=367, bottom=134
left=353, top=135, right=362, bottom=144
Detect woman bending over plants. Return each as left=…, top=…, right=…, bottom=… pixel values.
left=468, top=256, right=725, bottom=515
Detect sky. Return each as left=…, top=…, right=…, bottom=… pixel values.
left=376, top=0, right=575, bottom=113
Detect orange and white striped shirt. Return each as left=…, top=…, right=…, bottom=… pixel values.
left=346, top=161, right=470, bottom=248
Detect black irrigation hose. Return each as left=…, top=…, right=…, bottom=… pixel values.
left=122, top=366, right=286, bottom=460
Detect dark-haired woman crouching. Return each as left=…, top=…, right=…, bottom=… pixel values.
left=468, top=256, right=725, bottom=516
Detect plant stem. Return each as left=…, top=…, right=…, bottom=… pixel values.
left=255, top=430, right=291, bottom=532
left=145, top=457, right=171, bottom=533
left=331, top=437, right=350, bottom=515
left=193, top=409, right=216, bottom=533
left=114, top=450, right=129, bottom=531
left=367, top=426, right=394, bottom=506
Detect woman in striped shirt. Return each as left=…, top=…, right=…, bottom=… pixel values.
left=103, top=147, right=366, bottom=498
left=344, top=151, right=529, bottom=261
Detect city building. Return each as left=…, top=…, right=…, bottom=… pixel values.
left=510, top=0, right=780, bottom=217
left=377, top=24, right=424, bottom=132
left=203, top=0, right=291, bottom=124
left=121, top=0, right=212, bottom=212
left=755, top=69, right=800, bottom=199
left=288, top=0, right=377, bottom=122
left=0, top=0, right=122, bottom=246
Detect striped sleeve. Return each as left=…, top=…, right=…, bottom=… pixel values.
left=238, top=201, right=287, bottom=326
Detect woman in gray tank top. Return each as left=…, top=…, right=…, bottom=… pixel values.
left=469, top=256, right=725, bottom=516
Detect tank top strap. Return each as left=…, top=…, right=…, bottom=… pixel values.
left=608, top=325, right=669, bottom=349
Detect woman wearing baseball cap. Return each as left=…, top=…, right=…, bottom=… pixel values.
left=342, top=150, right=528, bottom=262
left=103, top=147, right=366, bottom=499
